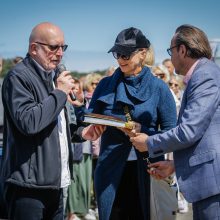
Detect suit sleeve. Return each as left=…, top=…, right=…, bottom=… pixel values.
left=148, top=70, right=220, bottom=157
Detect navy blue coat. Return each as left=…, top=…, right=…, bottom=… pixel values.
left=89, top=67, right=177, bottom=220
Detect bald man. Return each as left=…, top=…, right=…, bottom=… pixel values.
left=0, top=22, right=105, bottom=220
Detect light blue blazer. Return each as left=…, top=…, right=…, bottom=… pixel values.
left=148, top=58, right=220, bottom=203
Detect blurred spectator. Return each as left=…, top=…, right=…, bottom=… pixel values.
left=66, top=73, right=102, bottom=220
left=12, top=56, right=23, bottom=66
left=169, top=76, right=184, bottom=101
left=0, top=56, right=4, bottom=147
left=105, top=66, right=116, bottom=77
left=0, top=57, right=3, bottom=75
left=0, top=57, right=7, bottom=219
left=83, top=73, right=103, bottom=94
left=163, top=58, right=175, bottom=76
left=152, top=64, right=170, bottom=83
left=168, top=75, right=184, bottom=114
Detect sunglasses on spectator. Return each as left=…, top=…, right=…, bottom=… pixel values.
left=91, top=82, right=99, bottom=86
left=112, top=50, right=140, bottom=60
left=155, top=73, right=165, bottom=79
left=35, top=42, right=68, bottom=52
left=169, top=82, right=179, bottom=87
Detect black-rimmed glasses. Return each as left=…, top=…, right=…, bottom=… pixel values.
left=35, top=42, right=68, bottom=52
left=167, top=45, right=179, bottom=56
left=112, top=50, right=140, bottom=60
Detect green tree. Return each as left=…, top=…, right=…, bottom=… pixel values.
left=1, top=58, right=14, bottom=78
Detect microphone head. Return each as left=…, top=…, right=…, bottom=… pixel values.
left=57, top=64, right=66, bottom=73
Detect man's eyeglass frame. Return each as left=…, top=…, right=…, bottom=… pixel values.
left=35, top=42, right=68, bottom=52
left=167, top=45, right=179, bottom=56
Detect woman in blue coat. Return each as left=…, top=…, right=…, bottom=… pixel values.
left=88, top=27, right=177, bottom=220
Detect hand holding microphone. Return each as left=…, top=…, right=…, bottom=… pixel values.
left=56, top=64, right=76, bottom=101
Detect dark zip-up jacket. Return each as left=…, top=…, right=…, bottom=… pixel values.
left=0, top=54, right=84, bottom=190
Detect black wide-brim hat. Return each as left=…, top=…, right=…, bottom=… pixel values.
left=108, top=27, right=150, bottom=56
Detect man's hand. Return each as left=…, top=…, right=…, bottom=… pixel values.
left=56, top=71, right=75, bottom=96
left=130, top=133, right=149, bottom=152
left=147, top=160, right=175, bottom=179
left=82, top=124, right=106, bottom=141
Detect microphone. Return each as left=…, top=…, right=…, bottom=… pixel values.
left=57, top=64, right=76, bottom=101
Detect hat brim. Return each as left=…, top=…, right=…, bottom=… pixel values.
left=108, top=45, right=137, bottom=56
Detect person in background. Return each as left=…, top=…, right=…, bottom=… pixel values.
left=105, top=66, right=116, bottom=77
left=152, top=64, right=170, bottom=83
left=169, top=75, right=184, bottom=101
left=0, top=57, right=2, bottom=73
left=66, top=73, right=102, bottom=220
left=168, top=75, right=184, bottom=115
left=65, top=78, right=83, bottom=220
left=83, top=73, right=103, bottom=160
left=88, top=27, right=177, bottom=220
left=12, top=56, right=23, bottom=66
left=130, top=24, right=220, bottom=220
left=0, top=57, right=3, bottom=147
left=84, top=73, right=103, bottom=219
left=0, top=22, right=105, bottom=220
left=0, top=57, right=7, bottom=219
left=163, top=58, right=175, bottom=76
left=168, top=74, right=187, bottom=213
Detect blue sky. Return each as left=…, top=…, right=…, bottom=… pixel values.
left=1, top=0, right=220, bottom=72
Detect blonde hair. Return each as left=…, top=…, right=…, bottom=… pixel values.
left=169, top=75, right=185, bottom=90
left=152, top=64, right=170, bottom=83
left=83, top=73, right=103, bottom=91
left=144, top=45, right=155, bottom=67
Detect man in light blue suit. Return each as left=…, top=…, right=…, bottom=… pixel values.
left=129, top=24, right=220, bottom=219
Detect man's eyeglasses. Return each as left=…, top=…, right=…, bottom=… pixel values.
left=35, top=42, right=68, bottom=52
left=112, top=50, right=139, bottom=60
left=167, top=45, right=179, bottom=56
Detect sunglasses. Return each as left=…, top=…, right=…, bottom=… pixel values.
left=169, top=82, right=179, bottom=87
left=35, top=42, right=68, bottom=52
left=112, top=50, right=140, bottom=60
left=155, top=73, right=165, bottom=79
left=91, top=82, right=98, bottom=86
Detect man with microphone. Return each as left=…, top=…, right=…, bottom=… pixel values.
left=0, top=22, right=105, bottom=220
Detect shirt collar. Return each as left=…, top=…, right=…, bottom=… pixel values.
left=31, top=58, right=55, bottom=79
left=183, top=59, right=200, bottom=85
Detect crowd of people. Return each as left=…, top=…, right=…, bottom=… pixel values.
left=0, top=22, right=220, bottom=220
